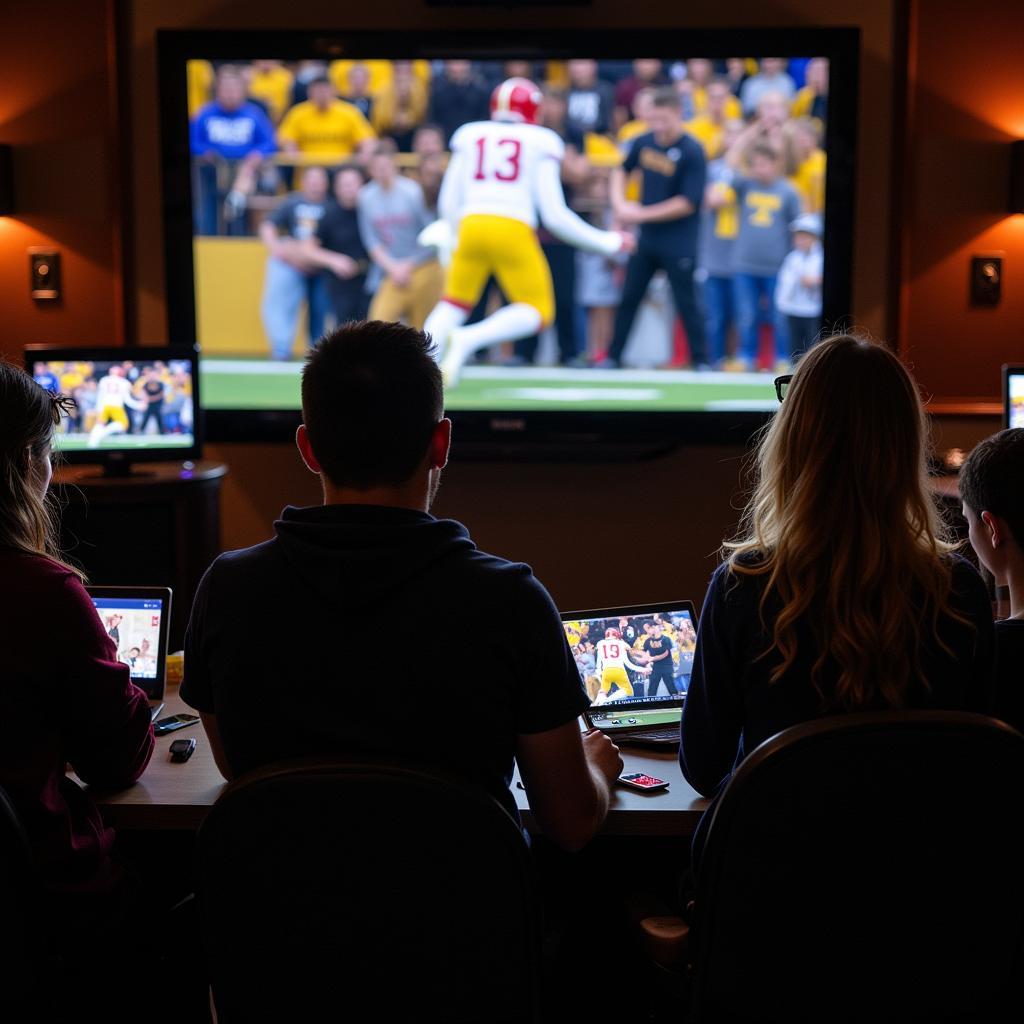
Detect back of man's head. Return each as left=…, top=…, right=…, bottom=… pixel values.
left=960, top=427, right=1024, bottom=546
left=301, top=321, right=442, bottom=489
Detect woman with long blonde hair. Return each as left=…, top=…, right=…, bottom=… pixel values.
left=0, top=362, right=153, bottom=955
left=680, top=335, right=994, bottom=813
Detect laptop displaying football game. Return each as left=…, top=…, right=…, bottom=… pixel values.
left=1004, top=365, right=1024, bottom=429
left=561, top=601, right=698, bottom=745
left=86, top=586, right=172, bottom=702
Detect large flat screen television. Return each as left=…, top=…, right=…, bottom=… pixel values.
left=157, top=29, right=858, bottom=453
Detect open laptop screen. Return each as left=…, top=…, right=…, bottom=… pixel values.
left=86, top=587, right=171, bottom=700
left=562, top=602, right=697, bottom=732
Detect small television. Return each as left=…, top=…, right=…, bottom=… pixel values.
left=25, top=345, right=202, bottom=476
left=157, top=28, right=858, bottom=454
left=1003, top=364, right=1024, bottom=429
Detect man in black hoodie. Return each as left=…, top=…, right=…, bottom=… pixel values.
left=182, top=319, right=622, bottom=850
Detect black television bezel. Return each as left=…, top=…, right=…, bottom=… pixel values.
left=24, top=344, right=204, bottom=470
left=157, top=27, right=859, bottom=453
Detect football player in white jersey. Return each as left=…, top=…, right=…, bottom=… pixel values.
left=420, top=77, right=635, bottom=386
left=594, top=628, right=651, bottom=702
left=87, top=365, right=146, bottom=448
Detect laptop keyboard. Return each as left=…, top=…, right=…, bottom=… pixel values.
left=619, top=728, right=679, bottom=745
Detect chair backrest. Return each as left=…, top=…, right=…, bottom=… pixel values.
left=689, top=711, right=1024, bottom=1023
left=195, top=756, right=542, bottom=1024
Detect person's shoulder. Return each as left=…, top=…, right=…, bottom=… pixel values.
left=202, top=538, right=282, bottom=590
left=942, top=551, right=990, bottom=605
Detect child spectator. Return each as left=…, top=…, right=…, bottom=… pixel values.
left=699, top=120, right=743, bottom=367
left=724, top=142, right=802, bottom=371
left=774, top=213, right=823, bottom=359
left=575, top=171, right=627, bottom=364
left=959, top=429, right=1024, bottom=732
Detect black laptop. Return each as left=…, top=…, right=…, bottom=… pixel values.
left=561, top=600, right=698, bottom=746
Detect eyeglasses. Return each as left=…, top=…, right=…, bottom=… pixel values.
left=774, top=374, right=793, bottom=402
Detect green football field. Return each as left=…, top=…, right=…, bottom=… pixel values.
left=200, top=358, right=779, bottom=413
left=57, top=434, right=194, bottom=451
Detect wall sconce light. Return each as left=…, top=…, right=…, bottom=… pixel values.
left=0, top=144, right=13, bottom=216
left=1011, top=140, right=1024, bottom=214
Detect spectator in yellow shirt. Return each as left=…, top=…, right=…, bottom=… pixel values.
left=685, top=59, right=743, bottom=123
left=372, top=60, right=429, bottom=151
left=277, top=76, right=376, bottom=162
left=791, top=57, right=829, bottom=129
left=784, top=118, right=826, bottom=214
left=685, top=77, right=740, bottom=160
left=247, top=60, right=294, bottom=124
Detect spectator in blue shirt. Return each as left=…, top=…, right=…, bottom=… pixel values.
left=190, top=65, right=277, bottom=235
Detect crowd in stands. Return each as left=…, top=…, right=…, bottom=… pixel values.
left=189, top=57, right=828, bottom=369
left=33, top=359, right=194, bottom=441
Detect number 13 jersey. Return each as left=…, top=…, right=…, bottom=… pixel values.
left=447, top=120, right=565, bottom=229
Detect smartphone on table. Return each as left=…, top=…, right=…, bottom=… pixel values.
left=154, top=713, right=200, bottom=736
left=618, top=772, right=669, bottom=792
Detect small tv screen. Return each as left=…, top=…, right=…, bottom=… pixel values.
left=1005, top=365, right=1024, bottom=429
left=158, top=30, right=857, bottom=446
left=26, top=346, right=201, bottom=464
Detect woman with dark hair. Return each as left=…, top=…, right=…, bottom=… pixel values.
left=0, top=361, right=153, bottom=938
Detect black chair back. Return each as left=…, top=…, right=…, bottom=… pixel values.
left=195, top=757, right=542, bottom=1023
left=689, top=711, right=1024, bottom=1023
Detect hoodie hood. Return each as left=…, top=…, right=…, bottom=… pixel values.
left=272, top=504, right=477, bottom=611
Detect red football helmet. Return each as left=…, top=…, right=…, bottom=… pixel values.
left=490, top=77, right=542, bottom=125
left=605, top=628, right=622, bottom=640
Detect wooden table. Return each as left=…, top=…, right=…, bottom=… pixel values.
left=83, top=683, right=708, bottom=836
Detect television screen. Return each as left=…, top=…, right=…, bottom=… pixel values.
left=159, top=30, right=857, bottom=445
left=565, top=605, right=696, bottom=708
left=26, top=346, right=201, bottom=462
left=1005, top=365, right=1024, bottom=429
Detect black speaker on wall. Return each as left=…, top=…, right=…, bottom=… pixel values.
left=1010, top=140, right=1024, bottom=215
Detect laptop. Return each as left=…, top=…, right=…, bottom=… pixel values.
left=86, top=586, right=173, bottom=718
left=561, top=600, right=698, bottom=746
left=1003, top=365, right=1024, bottom=429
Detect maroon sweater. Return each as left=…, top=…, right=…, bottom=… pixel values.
left=0, top=549, right=154, bottom=893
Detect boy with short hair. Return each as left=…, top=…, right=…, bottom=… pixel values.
left=723, top=140, right=802, bottom=371
left=959, top=428, right=1024, bottom=730
left=774, top=212, right=823, bottom=359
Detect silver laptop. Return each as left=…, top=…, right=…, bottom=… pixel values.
left=561, top=601, right=698, bottom=746
left=86, top=586, right=173, bottom=718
